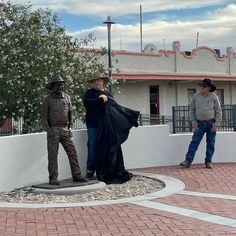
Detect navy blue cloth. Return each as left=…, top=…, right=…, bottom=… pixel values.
left=95, top=98, right=140, bottom=184
left=83, top=88, right=112, bottom=128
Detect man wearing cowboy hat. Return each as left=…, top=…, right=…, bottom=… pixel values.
left=180, top=78, right=222, bottom=169
left=42, top=75, right=86, bottom=185
left=83, top=72, right=112, bottom=179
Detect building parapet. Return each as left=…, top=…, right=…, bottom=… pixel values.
left=111, top=41, right=236, bottom=80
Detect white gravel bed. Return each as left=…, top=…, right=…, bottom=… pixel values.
left=0, top=176, right=164, bottom=204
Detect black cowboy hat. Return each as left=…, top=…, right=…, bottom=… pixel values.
left=89, top=72, right=109, bottom=83
left=47, top=75, right=64, bottom=90
left=198, top=78, right=216, bottom=92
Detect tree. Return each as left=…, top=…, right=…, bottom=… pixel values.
left=0, top=1, right=108, bottom=133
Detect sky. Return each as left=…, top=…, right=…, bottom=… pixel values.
left=8, top=0, right=236, bottom=55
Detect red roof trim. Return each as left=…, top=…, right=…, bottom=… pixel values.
left=112, top=73, right=236, bottom=81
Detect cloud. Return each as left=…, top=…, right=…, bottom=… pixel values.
left=10, top=0, right=233, bottom=16
left=8, top=0, right=236, bottom=53
left=69, top=3, right=236, bottom=54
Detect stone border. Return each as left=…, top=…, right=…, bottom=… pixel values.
left=0, top=172, right=185, bottom=208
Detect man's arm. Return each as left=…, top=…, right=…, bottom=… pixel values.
left=214, top=95, right=222, bottom=126
left=189, top=95, right=196, bottom=124
left=189, top=95, right=198, bottom=131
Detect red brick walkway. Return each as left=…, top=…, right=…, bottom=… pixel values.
left=1, top=163, right=236, bottom=235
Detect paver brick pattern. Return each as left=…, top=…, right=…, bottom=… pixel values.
left=137, top=163, right=236, bottom=194
left=153, top=194, right=236, bottom=220
left=1, top=163, right=236, bottom=235
left=1, top=204, right=236, bottom=235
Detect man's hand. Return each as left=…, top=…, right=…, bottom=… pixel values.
left=211, top=123, right=218, bottom=132
left=99, top=94, right=108, bottom=102
left=192, top=121, right=199, bottom=132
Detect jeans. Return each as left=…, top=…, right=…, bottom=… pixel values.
left=86, top=128, right=97, bottom=174
left=186, top=120, right=216, bottom=164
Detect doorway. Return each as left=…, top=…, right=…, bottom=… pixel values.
left=149, top=86, right=160, bottom=124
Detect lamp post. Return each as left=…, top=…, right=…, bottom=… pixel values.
left=103, top=16, right=115, bottom=92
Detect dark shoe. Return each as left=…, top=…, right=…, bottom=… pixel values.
left=180, top=160, right=191, bottom=168
left=73, top=175, right=88, bottom=183
left=205, top=162, right=213, bottom=169
left=85, top=173, right=96, bottom=181
left=49, top=179, right=60, bottom=185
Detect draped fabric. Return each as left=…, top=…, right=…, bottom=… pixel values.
left=95, top=99, right=140, bottom=184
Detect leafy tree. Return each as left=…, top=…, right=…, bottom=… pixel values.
left=0, top=1, right=108, bottom=133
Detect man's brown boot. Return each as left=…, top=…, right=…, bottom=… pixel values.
left=205, top=162, right=213, bottom=169
left=180, top=160, right=191, bottom=168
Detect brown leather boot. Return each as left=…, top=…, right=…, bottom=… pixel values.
left=180, top=160, right=191, bottom=168
left=205, top=162, right=213, bottom=169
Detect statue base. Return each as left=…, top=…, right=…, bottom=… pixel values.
left=31, top=178, right=106, bottom=195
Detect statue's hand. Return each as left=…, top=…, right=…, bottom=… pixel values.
left=47, top=129, right=54, bottom=137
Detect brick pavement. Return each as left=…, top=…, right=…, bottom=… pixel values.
left=153, top=194, right=236, bottom=220
left=1, top=163, right=236, bottom=235
left=137, top=163, right=236, bottom=194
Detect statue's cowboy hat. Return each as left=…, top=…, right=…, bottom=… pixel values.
left=89, top=72, right=109, bottom=83
left=198, top=78, right=216, bottom=92
left=47, top=75, right=65, bottom=90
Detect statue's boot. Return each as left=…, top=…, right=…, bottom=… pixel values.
left=73, top=174, right=88, bottom=183
left=49, top=178, right=60, bottom=185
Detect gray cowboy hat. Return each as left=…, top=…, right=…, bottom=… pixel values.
left=47, top=75, right=64, bottom=90
left=89, top=72, right=109, bottom=83
left=198, top=78, right=216, bottom=92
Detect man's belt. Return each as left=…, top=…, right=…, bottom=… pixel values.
left=197, top=118, right=215, bottom=123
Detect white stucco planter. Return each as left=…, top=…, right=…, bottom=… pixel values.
left=0, top=125, right=235, bottom=192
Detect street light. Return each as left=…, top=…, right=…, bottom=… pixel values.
left=103, top=16, right=115, bottom=92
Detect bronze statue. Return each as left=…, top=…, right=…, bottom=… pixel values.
left=42, top=75, right=87, bottom=185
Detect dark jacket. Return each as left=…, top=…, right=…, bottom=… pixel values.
left=83, top=88, right=112, bottom=128
left=95, top=98, right=140, bottom=184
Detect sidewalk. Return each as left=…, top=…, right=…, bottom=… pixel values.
left=1, top=163, right=236, bottom=235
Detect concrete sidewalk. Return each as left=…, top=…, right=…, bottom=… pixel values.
left=1, top=163, right=236, bottom=235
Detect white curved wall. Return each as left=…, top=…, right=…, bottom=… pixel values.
left=0, top=126, right=235, bottom=192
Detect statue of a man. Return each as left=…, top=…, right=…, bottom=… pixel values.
left=42, top=75, right=87, bottom=185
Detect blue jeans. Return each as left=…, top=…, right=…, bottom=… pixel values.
left=186, top=120, right=216, bottom=164
left=86, top=128, right=97, bottom=174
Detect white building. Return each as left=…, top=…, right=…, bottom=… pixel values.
left=111, top=41, right=236, bottom=117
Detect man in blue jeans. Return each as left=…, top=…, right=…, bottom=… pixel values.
left=83, top=72, right=111, bottom=179
left=180, top=79, right=222, bottom=169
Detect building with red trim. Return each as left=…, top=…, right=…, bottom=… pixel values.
left=111, top=41, right=236, bottom=116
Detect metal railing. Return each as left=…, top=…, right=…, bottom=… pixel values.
left=0, top=113, right=173, bottom=136
left=3, top=105, right=235, bottom=135
left=138, top=114, right=172, bottom=126
left=172, top=104, right=236, bottom=133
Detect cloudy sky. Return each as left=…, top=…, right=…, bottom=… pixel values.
left=9, top=0, right=236, bottom=54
